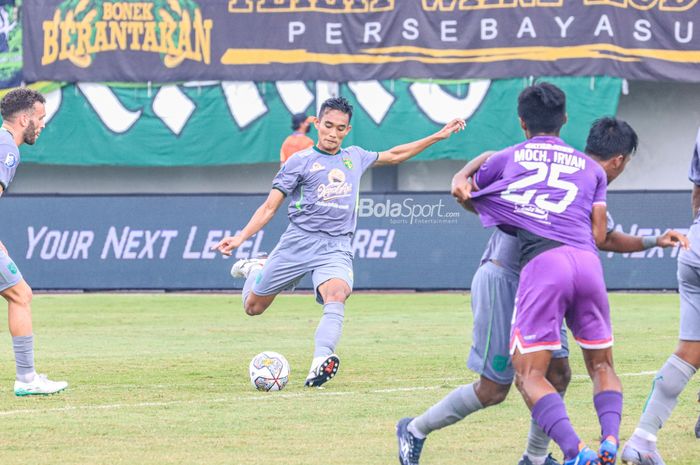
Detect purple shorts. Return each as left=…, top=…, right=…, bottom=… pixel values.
left=510, top=245, right=612, bottom=354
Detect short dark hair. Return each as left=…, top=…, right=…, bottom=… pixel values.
left=1, top=88, right=46, bottom=120
left=517, top=82, right=566, bottom=135
left=318, top=97, right=353, bottom=122
left=585, top=117, right=638, bottom=160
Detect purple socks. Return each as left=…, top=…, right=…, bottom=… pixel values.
left=532, top=393, right=581, bottom=460
left=594, top=390, right=623, bottom=442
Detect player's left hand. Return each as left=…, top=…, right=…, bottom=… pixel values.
left=212, top=235, right=245, bottom=256
left=435, top=118, right=466, bottom=140
left=657, top=229, right=690, bottom=249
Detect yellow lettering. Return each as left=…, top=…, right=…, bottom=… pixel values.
left=422, top=0, right=458, bottom=11
left=41, top=12, right=60, bottom=65
left=143, top=3, right=154, bottom=20
left=193, top=10, right=213, bottom=64
left=93, top=21, right=112, bottom=51
left=258, top=0, right=293, bottom=12
left=583, top=0, right=627, bottom=6
left=159, top=21, right=177, bottom=54
left=229, top=0, right=254, bottom=12
left=628, top=0, right=658, bottom=10
left=127, top=22, right=144, bottom=50
left=141, top=22, right=158, bottom=51
left=660, top=0, right=697, bottom=11
left=103, top=3, right=114, bottom=20
left=109, top=21, right=128, bottom=50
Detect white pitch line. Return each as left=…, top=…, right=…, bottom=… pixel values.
left=0, top=372, right=656, bottom=418
left=0, top=385, right=442, bottom=417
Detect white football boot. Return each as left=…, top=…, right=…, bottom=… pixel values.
left=230, top=255, right=267, bottom=279
left=14, top=373, right=68, bottom=396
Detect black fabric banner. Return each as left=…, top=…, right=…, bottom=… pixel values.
left=22, top=0, right=700, bottom=83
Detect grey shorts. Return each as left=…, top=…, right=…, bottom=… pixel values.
left=252, top=224, right=354, bottom=305
left=0, top=249, right=22, bottom=292
left=678, top=261, right=700, bottom=341
left=468, top=261, right=569, bottom=385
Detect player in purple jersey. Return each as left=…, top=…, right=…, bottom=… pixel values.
left=469, top=83, right=620, bottom=465
left=213, top=97, right=464, bottom=387
left=0, top=88, right=68, bottom=396
left=396, top=115, right=687, bottom=465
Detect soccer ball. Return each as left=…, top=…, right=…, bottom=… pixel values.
left=249, top=351, right=290, bottom=392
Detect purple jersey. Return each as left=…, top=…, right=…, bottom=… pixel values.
left=0, top=128, right=19, bottom=191
left=272, top=145, right=378, bottom=237
left=471, top=136, right=607, bottom=254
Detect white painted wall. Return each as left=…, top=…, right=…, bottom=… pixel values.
left=8, top=81, right=700, bottom=194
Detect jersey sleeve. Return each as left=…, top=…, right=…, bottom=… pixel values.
left=272, top=153, right=305, bottom=195
left=0, top=143, right=19, bottom=190
left=689, top=128, right=700, bottom=185
left=348, top=146, right=379, bottom=173
left=593, top=165, right=607, bottom=207
left=473, top=150, right=509, bottom=190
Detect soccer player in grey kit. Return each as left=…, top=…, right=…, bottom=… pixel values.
left=214, top=97, right=464, bottom=387
left=0, top=88, right=68, bottom=396
left=621, top=128, right=700, bottom=465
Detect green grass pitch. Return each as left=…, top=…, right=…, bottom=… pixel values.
left=0, top=293, right=698, bottom=464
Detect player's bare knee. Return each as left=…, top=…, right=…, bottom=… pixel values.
left=244, top=302, right=266, bottom=316
left=3, top=282, right=32, bottom=308
left=476, top=380, right=511, bottom=406
left=547, top=362, right=572, bottom=393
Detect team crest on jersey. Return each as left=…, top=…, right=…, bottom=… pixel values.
left=310, top=162, right=325, bottom=173
left=317, top=168, right=352, bottom=201
left=4, top=152, right=16, bottom=168
left=342, top=157, right=353, bottom=169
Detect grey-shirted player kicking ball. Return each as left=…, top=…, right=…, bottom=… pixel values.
left=213, top=97, right=464, bottom=388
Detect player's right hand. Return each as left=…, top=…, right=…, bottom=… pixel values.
left=657, top=229, right=690, bottom=250
left=451, top=174, right=473, bottom=202
left=212, top=235, right=244, bottom=256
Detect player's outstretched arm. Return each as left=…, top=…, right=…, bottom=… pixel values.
left=212, top=189, right=286, bottom=256
left=599, top=229, right=690, bottom=253
left=374, top=118, right=465, bottom=166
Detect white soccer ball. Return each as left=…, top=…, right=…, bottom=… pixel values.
left=249, top=351, right=290, bottom=392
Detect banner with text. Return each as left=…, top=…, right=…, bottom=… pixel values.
left=22, top=0, right=700, bottom=83
left=21, top=77, right=620, bottom=166
left=0, top=192, right=689, bottom=290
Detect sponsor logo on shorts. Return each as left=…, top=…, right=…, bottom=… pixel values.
left=7, top=262, right=17, bottom=275
left=4, top=152, right=17, bottom=168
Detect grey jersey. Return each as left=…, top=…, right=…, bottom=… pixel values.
left=479, top=228, right=521, bottom=275
left=680, top=128, right=700, bottom=267
left=0, top=128, right=19, bottom=191
left=272, top=145, right=378, bottom=237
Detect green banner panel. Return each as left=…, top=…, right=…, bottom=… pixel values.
left=22, top=76, right=621, bottom=166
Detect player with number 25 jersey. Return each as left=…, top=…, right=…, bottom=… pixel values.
left=471, top=136, right=607, bottom=255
